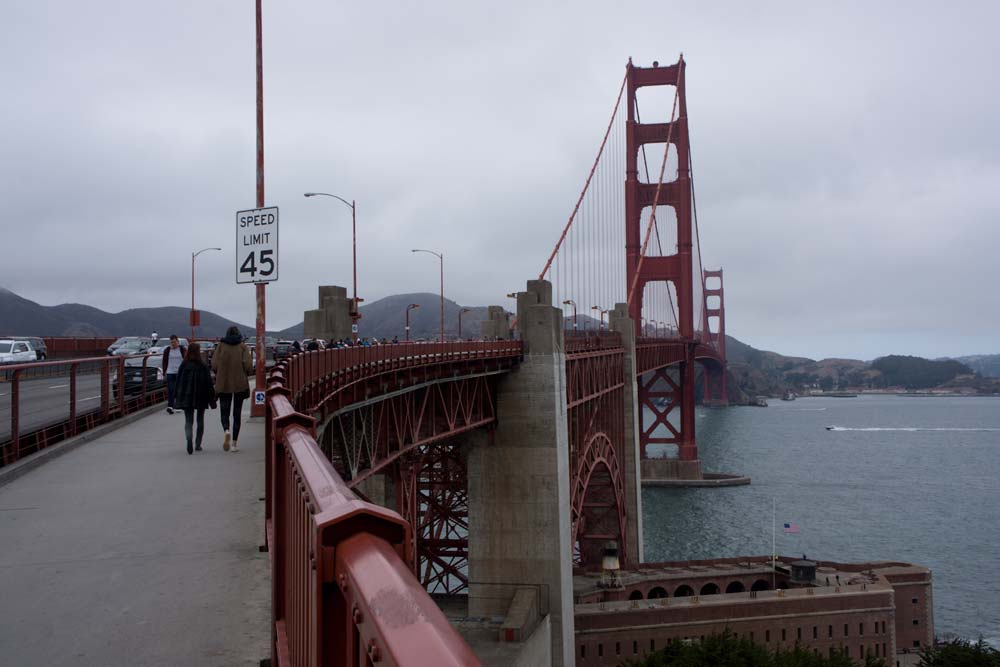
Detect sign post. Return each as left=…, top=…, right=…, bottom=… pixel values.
left=252, top=0, right=267, bottom=418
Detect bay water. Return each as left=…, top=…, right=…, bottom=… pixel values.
left=641, top=395, right=1000, bottom=643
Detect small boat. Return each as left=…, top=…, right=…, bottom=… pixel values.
left=825, top=426, right=836, bottom=431
left=781, top=390, right=796, bottom=401
left=753, top=397, right=768, bottom=407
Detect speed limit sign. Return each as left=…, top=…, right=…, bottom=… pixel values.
left=236, top=207, right=278, bottom=284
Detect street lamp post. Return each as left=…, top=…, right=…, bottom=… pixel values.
left=304, top=192, right=360, bottom=341
left=405, top=303, right=420, bottom=341
left=562, top=299, right=578, bottom=331
left=191, top=247, right=221, bottom=342
left=591, top=305, right=607, bottom=331
left=458, top=308, right=471, bottom=340
left=411, top=249, right=444, bottom=342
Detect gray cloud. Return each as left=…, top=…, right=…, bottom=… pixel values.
left=3, top=1, right=998, bottom=360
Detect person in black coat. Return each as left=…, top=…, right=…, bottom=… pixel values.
left=174, top=343, right=216, bottom=455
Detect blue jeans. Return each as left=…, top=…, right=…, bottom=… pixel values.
left=218, top=393, right=246, bottom=441
left=166, top=373, right=178, bottom=408
left=183, top=408, right=205, bottom=449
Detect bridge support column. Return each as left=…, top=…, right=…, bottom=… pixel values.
left=303, top=285, right=353, bottom=342
left=467, top=279, right=575, bottom=667
left=609, top=303, right=644, bottom=564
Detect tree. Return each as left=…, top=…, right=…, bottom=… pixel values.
left=625, top=630, right=886, bottom=667
left=918, top=637, right=1000, bottom=667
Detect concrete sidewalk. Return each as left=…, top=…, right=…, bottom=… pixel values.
left=0, top=404, right=270, bottom=666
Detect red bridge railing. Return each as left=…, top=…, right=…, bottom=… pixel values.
left=265, top=342, right=523, bottom=667
left=1, top=354, right=168, bottom=467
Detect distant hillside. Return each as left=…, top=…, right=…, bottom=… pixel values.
left=0, top=286, right=253, bottom=338
left=949, top=354, right=1000, bottom=378
left=278, top=292, right=602, bottom=341
left=724, top=341, right=997, bottom=396
left=4, top=286, right=997, bottom=396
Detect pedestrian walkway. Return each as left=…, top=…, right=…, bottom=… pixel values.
left=0, top=404, right=270, bottom=666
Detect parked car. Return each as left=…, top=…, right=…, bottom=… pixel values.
left=272, top=340, right=296, bottom=361
left=113, top=362, right=165, bottom=399
left=0, top=339, right=37, bottom=365
left=108, top=336, right=143, bottom=355
left=147, top=337, right=188, bottom=357
left=111, top=338, right=152, bottom=356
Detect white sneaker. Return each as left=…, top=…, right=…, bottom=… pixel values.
left=231, top=441, right=239, bottom=453
left=166, top=407, right=174, bottom=415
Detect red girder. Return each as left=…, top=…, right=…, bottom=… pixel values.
left=565, top=347, right=630, bottom=568
left=327, top=374, right=496, bottom=486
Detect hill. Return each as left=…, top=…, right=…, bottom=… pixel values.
left=277, top=292, right=602, bottom=341
left=949, top=354, right=1000, bottom=378
left=3, top=286, right=996, bottom=396
left=0, top=286, right=253, bottom=338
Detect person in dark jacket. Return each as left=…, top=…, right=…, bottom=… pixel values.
left=175, top=343, right=216, bottom=455
left=161, top=334, right=186, bottom=414
left=212, top=326, right=251, bottom=453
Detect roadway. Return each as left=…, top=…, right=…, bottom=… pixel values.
left=0, top=374, right=114, bottom=441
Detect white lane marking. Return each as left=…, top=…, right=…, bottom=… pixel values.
left=49, top=384, right=69, bottom=389
left=0, top=392, right=6, bottom=398
left=79, top=396, right=101, bottom=402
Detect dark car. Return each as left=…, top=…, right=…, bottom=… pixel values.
left=272, top=340, right=296, bottom=361
left=112, top=361, right=165, bottom=399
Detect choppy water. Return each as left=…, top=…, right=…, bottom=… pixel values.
left=641, top=395, right=1000, bottom=643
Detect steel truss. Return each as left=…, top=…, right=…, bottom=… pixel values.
left=323, top=375, right=496, bottom=597
left=565, top=348, right=629, bottom=569
left=396, top=445, right=470, bottom=595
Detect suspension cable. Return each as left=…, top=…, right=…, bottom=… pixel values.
left=539, top=68, right=628, bottom=281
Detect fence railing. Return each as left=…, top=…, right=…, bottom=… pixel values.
left=279, top=341, right=524, bottom=415
left=265, top=345, right=500, bottom=666
left=1, top=354, right=168, bottom=467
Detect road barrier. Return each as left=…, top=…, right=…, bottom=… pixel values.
left=264, top=342, right=524, bottom=666
left=1, top=354, right=167, bottom=468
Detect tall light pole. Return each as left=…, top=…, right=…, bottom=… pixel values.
left=562, top=299, right=577, bottom=331
left=304, top=192, right=359, bottom=341
left=458, top=308, right=471, bottom=340
left=411, top=249, right=444, bottom=342
left=191, top=247, right=221, bottom=342
left=591, top=305, right=607, bottom=331
left=405, top=303, right=420, bottom=341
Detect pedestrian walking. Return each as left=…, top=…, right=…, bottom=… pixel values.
left=161, top=334, right=186, bottom=414
left=213, top=326, right=252, bottom=453
left=175, top=343, right=215, bottom=455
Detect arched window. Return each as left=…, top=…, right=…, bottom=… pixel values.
left=725, top=581, right=745, bottom=593
left=628, top=590, right=643, bottom=600
left=700, top=582, right=720, bottom=596
left=674, top=584, right=694, bottom=597
left=648, top=587, right=668, bottom=599
left=751, top=579, right=770, bottom=592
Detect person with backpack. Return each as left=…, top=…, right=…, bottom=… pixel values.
left=161, top=334, right=186, bottom=414
left=212, top=326, right=252, bottom=452
left=174, top=343, right=215, bottom=455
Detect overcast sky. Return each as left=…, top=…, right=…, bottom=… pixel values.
left=3, top=1, right=998, bottom=360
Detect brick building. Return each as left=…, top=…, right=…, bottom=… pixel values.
left=572, top=556, right=933, bottom=666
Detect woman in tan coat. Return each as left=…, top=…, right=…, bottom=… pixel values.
left=212, top=326, right=252, bottom=452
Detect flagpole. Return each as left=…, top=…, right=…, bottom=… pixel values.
left=772, top=497, right=776, bottom=590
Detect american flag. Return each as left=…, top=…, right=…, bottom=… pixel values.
left=783, top=522, right=801, bottom=534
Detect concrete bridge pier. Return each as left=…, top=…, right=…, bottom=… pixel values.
left=609, top=303, right=645, bottom=564
left=467, top=279, right=575, bottom=667
left=303, top=285, right=353, bottom=342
